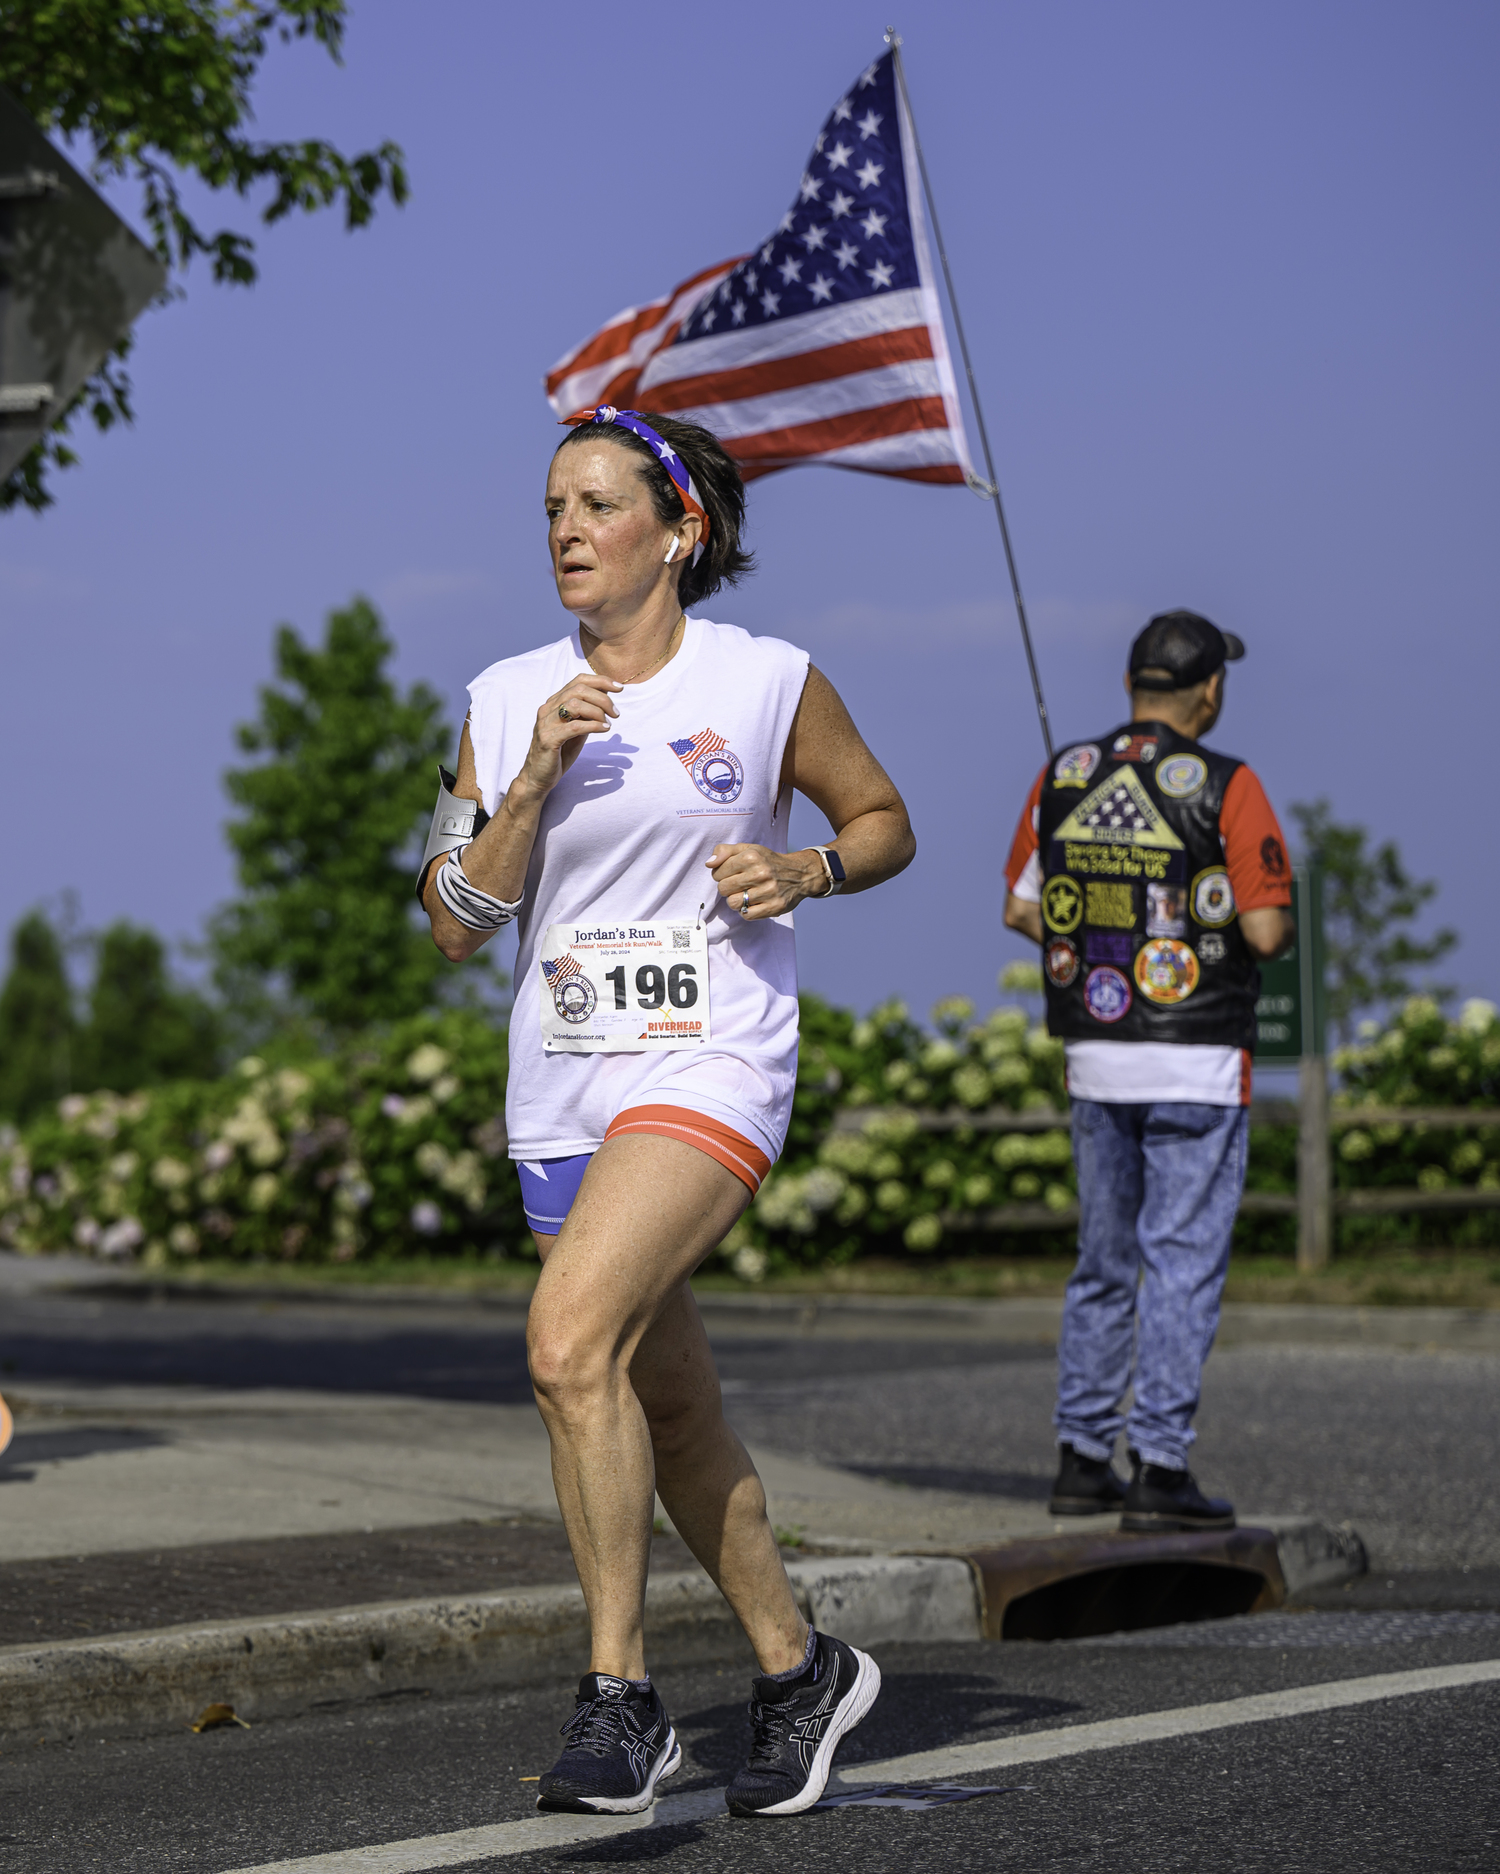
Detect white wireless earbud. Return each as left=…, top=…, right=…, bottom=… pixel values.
left=664, top=537, right=680, bottom=563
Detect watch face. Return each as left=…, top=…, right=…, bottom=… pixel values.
left=825, top=849, right=847, bottom=883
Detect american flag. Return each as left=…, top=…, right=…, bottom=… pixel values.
left=545, top=50, right=974, bottom=486
left=541, top=953, right=583, bottom=988
left=668, top=728, right=729, bottom=772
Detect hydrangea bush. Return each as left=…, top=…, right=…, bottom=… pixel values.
left=726, top=971, right=1074, bottom=1278
left=0, top=1012, right=522, bottom=1268
left=1326, top=997, right=1500, bottom=1245
left=2, top=985, right=1496, bottom=1275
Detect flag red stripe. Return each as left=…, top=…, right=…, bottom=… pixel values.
left=717, top=397, right=952, bottom=465
left=645, top=327, right=936, bottom=415
left=544, top=306, right=670, bottom=394
left=739, top=461, right=967, bottom=483
left=544, top=261, right=739, bottom=394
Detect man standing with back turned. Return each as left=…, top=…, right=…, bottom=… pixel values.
left=1004, top=612, right=1294, bottom=1530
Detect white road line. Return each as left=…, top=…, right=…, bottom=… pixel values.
left=220, top=1657, right=1500, bottom=1874
left=834, top=1655, right=1500, bottom=1784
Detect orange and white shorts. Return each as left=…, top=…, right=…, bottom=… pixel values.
left=516, top=1104, right=772, bottom=1237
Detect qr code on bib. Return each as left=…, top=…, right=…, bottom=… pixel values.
left=672, top=926, right=693, bottom=949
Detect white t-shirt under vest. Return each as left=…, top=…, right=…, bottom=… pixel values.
left=465, top=617, right=811, bottom=1164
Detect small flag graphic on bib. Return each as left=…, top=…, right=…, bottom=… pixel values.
left=541, top=953, right=583, bottom=988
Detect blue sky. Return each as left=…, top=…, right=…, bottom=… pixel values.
left=1, top=1, right=1495, bottom=1031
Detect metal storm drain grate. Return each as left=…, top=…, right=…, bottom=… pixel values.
left=966, top=1527, right=1286, bottom=1642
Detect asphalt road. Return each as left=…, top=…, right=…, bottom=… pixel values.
left=4, top=1628, right=1498, bottom=1872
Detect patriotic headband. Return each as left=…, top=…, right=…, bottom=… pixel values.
left=562, top=405, right=709, bottom=559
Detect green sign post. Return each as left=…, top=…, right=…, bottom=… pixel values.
left=1252, top=865, right=1331, bottom=1271
left=1254, top=868, right=1327, bottom=1063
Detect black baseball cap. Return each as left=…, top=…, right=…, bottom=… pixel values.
left=1129, top=610, right=1245, bottom=691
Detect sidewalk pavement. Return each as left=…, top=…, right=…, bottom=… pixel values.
left=0, top=1377, right=1096, bottom=1566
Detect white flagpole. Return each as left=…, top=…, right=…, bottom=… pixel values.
left=887, top=28, right=1054, bottom=760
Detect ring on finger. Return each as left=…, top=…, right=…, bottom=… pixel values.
left=558, top=704, right=572, bottom=722
left=740, top=892, right=751, bottom=915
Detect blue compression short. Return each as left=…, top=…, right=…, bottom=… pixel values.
left=517, top=1154, right=593, bottom=1235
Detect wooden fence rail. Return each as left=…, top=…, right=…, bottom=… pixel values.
left=832, top=1102, right=1500, bottom=1136
left=829, top=1097, right=1500, bottom=1255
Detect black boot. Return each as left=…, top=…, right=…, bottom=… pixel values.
left=1048, top=1443, right=1127, bottom=1517
left=1121, top=1453, right=1235, bottom=1532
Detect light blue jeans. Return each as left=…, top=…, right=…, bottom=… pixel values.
left=1054, top=1100, right=1249, bottom=1472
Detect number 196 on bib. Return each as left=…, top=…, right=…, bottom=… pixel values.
left=540, top=920, right=710, bottom=1053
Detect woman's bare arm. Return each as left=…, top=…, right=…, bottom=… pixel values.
left=423, top=668, right=625, bottom=962
left=706, top=665, right=915, bottom=918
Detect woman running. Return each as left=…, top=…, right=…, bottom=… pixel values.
left=420, top=407, right=914, bottom=1818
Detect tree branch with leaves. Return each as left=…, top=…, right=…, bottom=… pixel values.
left=0, top=0, right=407, bottom=510
left=1290, top=798, right=1458, bottom=1042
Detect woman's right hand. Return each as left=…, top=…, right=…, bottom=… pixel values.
left=516, top=673, right=623, bottom=798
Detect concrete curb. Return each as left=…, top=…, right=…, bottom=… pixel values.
left=0, top=1524, right=1361, bottom=1742
left=1252, top=1516, right=1368, bottom=1597
left=0, top=1555, right=979, bottom=1741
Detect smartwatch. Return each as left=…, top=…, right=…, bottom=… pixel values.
left=812, top=846, right=846, bottom=896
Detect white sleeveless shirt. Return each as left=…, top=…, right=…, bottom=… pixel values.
left=465, top=617, right=811, bottom=1163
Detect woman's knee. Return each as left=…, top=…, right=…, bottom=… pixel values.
left=527, top=1312, right=620, bottom=1407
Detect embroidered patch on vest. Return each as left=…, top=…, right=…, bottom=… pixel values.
left=1085, top=881, right=1135, bottom=928
left=1110, top=733, right=1158, bottom=762
left=1085, top=932, right=1132, bottom=965
left=1045, top=938, right=1080, bottom=986
left=1053, top=769, right=1186, bottom=852
left=1053, top=743, right=1100, bottom=787
left=1192, top=868, right=1236, bottom=927
left=1083, top=966, right=1132, bottom=1023
left=1134, top=938, right=1200, bottom=1005
left=1157, top=754, right=1207, bottom=798
left=1146, top=882, right=1188, bottom=937
left=1042, top=875, right=1084, bottom=933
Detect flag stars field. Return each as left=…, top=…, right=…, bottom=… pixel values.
left=545, top=47, right=975, bottom=484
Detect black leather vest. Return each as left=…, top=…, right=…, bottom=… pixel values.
left=1036, top=721, right=1260, bottom=1048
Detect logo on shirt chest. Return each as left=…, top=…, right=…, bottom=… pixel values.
left=668, top=728, right=744, bottom=804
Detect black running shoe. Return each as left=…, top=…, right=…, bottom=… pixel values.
left=1049, top=1442, right=1127, bottom=1516
left=536, top=1672, right=681, bottom=1814
left=726, top=1631, right=881, bottom=1817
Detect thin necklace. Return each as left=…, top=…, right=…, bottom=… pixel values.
left=583, top=614, right=685, bottom=687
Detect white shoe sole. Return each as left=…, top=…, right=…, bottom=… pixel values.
left=537, top=1728, right=682, bottom=1816
left=751, top=1648, right=882, bottom=1817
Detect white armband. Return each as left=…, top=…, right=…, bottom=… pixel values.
left=434, top=852, right=523, bottom=932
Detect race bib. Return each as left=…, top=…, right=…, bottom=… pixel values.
left=539, top=920, right=710, bottom=1053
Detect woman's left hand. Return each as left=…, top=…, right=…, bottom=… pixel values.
left=707, top=843, right=827, bottom=920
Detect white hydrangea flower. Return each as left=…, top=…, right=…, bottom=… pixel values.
left=407, top=1044, right=451, bottom=1084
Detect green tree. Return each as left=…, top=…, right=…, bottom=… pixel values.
left=0, top=1, right=407, bottom=511
left=77, top=920, right=220, bottom=1090
left=210, top=598, right=458, bottom=1038
left=0, top=908, right=76, bottom=1121
left=1291, top=799, right=1458, bottom=1041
